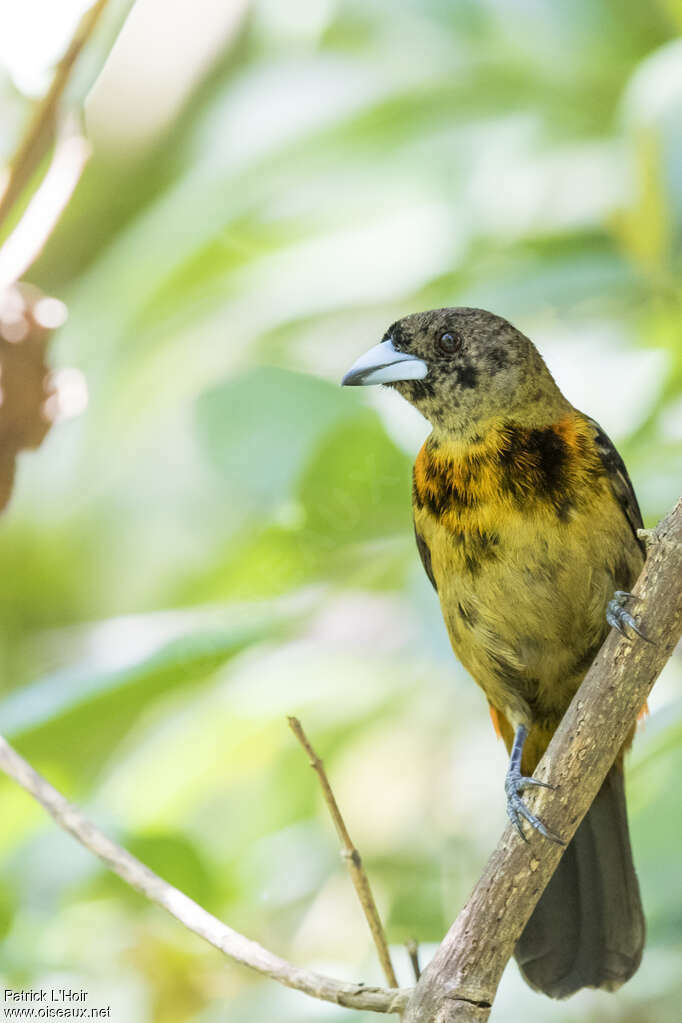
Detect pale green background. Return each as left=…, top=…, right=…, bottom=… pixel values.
left=0, top=2, right=681, bottom=1021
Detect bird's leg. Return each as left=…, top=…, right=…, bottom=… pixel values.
left=606, top=590, right=652, bottom=642
left=505, top=725, right=563, bottom=845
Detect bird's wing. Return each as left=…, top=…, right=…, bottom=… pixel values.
left=414, top=524, right=438, bottom=591
left=584, top=415, right=645, bottom=554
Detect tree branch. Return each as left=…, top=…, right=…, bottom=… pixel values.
left=0, top=735, right=410, bottom=1015
left=403, top=496, right=682, bottom=1023
left=0, top=499, right=678, bottom=1020
left=288, top=715, right=399, bottom=988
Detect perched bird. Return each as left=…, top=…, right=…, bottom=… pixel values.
left=342, top=307, right=646, bottom=999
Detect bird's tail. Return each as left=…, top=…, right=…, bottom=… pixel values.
left=515, top=762, right=645, bottom=999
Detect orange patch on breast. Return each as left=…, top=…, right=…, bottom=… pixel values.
left=412, top=444, right=431, bottom=498
left=554, top=413, right=579, bottom=448
left=554, top=413, right=603, bottom=474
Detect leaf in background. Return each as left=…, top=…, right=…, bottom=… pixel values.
left=174, top=524, right=314, bottom=603
left=0, top=881, right=17, bottom=941
left=298, top=409, right=412, bottom=543
left=186, top=395, right=413, bottom=600
left=194, top=366, right=357, bottom=510
left=0, top=611, right=285, bottom=781
left=611, top=127, right=670, bottom=276
left=89, top=831, right=217, bottom=910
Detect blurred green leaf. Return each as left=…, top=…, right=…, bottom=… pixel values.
left=298, top=410, right=412, bottom=542
left=90, top=831, right=217, bottom=910
left=195, top=367, right=357, bottom=510
left=0, top=617, right=282, bottom=781
left=0, top=883, right=17, bottom=942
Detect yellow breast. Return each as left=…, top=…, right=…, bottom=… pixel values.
left=412, top=413, right=643, bottom=729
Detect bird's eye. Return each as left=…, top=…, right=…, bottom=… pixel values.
left=438, top=331, right=461, bottom=355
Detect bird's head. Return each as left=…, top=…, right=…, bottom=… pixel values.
left=342, top=307, right=567, bottom=437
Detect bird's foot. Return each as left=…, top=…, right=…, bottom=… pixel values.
left=606, top=591, right=652, bottom=643
left=505, top=766, right=563, bottom=845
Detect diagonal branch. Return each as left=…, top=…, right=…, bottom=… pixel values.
left=0, top=735, right=410, bottom=1015
left=403, top=496, right=682, bottom=1023
left=288, top=715, right=399, bottom=988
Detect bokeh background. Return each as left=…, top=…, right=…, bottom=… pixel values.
left=1, top=1, right=681, bottom=1021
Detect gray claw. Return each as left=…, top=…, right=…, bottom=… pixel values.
left=607, top=591, right=652, bottom=643
left=505, top=769, right=564, bottom=845
left=508, top=799, right=529, bottom=843
left=520, top=776, right=555, bottom=791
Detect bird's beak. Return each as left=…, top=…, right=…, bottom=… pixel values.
left=341, top=338, right=428, bottom=387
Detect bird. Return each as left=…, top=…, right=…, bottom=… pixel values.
left=341, top=306, right=646, bottom=1000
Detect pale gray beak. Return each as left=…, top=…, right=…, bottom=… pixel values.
left=341, top=338, right=428, bottom=387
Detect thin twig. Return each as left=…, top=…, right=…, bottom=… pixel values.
left=0, top=0, right=109, bottom=232
left=0, top=118, right=90, bottom=292
left=406, top=941, right=421, bottom=982
left=0, top=735, right=409, bottom=1015
left=288, top=716, right=399, bottom=989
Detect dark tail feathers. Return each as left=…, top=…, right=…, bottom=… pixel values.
left=515, top=763, right=645, bottom=999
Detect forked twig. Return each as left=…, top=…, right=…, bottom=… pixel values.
left=288, top=716, right=399, bottom=989
left=0, top=734, right=408, bottom=1014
